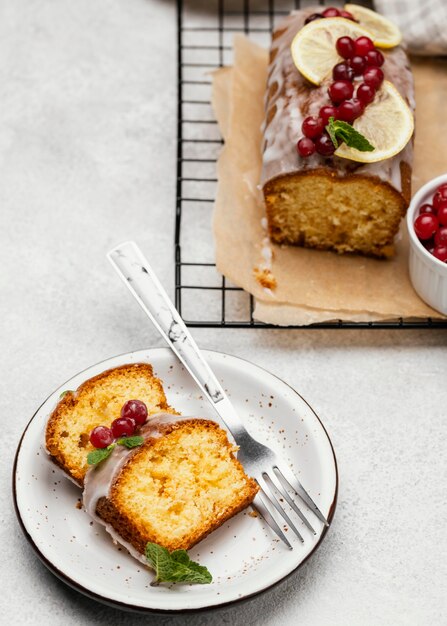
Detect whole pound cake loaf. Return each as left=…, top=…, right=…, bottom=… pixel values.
left=83, top=414, right=259, bottom=555
left=46, top=363, right=176, bottom=485
left=262, top=9, right=415, bottom=257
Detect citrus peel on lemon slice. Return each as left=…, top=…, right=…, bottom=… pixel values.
left=344, top=4, right=402, bottom=48
left=291, top=10, right=402, bottom=87
left=334, top=80, right=413, bottom=163
left=290, top=17, right=373, bottom=86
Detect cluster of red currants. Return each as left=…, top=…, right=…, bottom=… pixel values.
left=89, top=399, right=148, bottom=448
left=297, top=35, right=384, bottom=159
left=304, top=6, right=357, bottom=25
left=413, top=184, right=447, bottom=262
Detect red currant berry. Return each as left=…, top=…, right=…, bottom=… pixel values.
left=436, top=183, right=447, bottom=193
left=319, top=105, right=338, bottom=125
left=349, top=55, right=366, bottom=76
left=355, top=36, right=375, bottom=56
left=90, top=425, right=114, bottom=449
left=297, top=137, right=315, bottom=157
left=121, top=399, right=148, bottom=425
left=336, top=36, right=356, bottom=59
left=365, top=50, right=384, bottom=67
left=322, top=7, right=340, bottom=17
left=333, top=62, right=354, bottom=81
left=363, top=67, right=384, bottom=89
left=433, top=187, right=447, bottom=210
left=419, top=203, right=436, bottom=215
left=337, top=99, right=364, bottom=123
left=433, top=245, right=447, bottom=262
left=302, top=116, right=324, bottom=139
left=434, top=226, right=447, bottom=247
left=111, top=416, right=136, bottom=438
left=304, top=13, right=323, bottom=25
left=339, top=10, right=355, bottom=21
left=437, top=202, right=447, bottom=226
left=414, top=214, right=438, bottom=240
left=315, top=134, right=335, bottom=156
left=356, top=83, right=376, bottom=105
left=328, top=80, right=354, bottom=104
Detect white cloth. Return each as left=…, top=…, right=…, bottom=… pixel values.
left=374, top=0, right=447, bottom=54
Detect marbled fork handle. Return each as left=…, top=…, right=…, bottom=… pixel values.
left=108, top=241, right=248, bottom=440
left=108, top=241, right=329, bottom=548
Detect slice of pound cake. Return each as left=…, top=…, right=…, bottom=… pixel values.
left=45, top=363, right=176, bottom=485
left=83, top=414, right=259, bottom=555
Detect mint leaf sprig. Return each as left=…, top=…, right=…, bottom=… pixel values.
left=145, top=542, right=212, bottom=585
left=116, top=435, right=144, bottom=449
left=326, top=117, right=375, bottom=152
left=87, top=435, right=144, bottom=466
left=87, top=445, right=115, bottom=466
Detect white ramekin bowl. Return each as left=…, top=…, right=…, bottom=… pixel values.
left=407, top=173, right=447, bottom=315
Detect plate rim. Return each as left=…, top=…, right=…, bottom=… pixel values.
left=12, top=347, right=338, bottom=614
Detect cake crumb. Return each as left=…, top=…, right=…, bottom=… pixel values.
left=75, top=499, right=82, bottom=510
left=253, top=267, right=277, bottom=290
left=249, top=510, right=259, bottom=518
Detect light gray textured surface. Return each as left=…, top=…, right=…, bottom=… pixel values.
left=1, top=1, right=447, bottom=624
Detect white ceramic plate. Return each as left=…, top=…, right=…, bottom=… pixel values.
left=14, top=348, right=338, bottom=613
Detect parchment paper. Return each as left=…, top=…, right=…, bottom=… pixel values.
left=212, top=36, right=447, bottom=325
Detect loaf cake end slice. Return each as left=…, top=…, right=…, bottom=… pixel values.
left=264, top=169, right=410, bottom=257
left=262, top=9, right=414, bottom=258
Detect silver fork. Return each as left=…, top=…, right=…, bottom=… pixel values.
left=108, top=241, right=329, bottom=549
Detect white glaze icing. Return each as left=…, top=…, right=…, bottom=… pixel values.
left=261, top=9, right=415, bottom=193
left=261, top=238, right=273, bottom=264
left=83, top=412, right=207, bottom=563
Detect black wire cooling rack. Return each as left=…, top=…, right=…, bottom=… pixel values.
left=174, top=0, right=447, bottom=329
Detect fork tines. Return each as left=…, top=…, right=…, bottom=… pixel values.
left=252, top=464, right=329, bottom=549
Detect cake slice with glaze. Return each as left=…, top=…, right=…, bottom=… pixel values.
left=83, top=414, right=259, bottom=555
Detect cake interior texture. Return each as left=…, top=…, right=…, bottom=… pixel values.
left=96, top=420, right=259, bottom=553
left=264, top=171, right=408, bottom=258
left=46, top=364, right=175, bottom=485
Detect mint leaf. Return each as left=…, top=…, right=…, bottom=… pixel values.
left=59, top=390, right=73, bottom=399
left=145, top=543, right=174, bottom=583
left=86, top=436, right=143, bottom=466
left=170, top=550, right=190, bottom=566
left=116, top=435, right=144, bottom=449
left=170, top=550, right=212, bottom=583
left=326, top=117, right=375, bottom=152
left=326, top=117, right=339, bottom=148
left=87, top=444, right=115, bottom=466
left=145, top=542, right=212, bottom=585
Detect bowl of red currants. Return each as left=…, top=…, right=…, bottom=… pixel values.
left=407, top=174, right=447, bottom=315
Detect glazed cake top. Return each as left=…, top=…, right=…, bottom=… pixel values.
left=261, top=9, right=415, bottom=192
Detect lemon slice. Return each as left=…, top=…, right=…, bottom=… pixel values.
left=344, top=4, right=402, bottom=48
left=291, top=17, right=376, bottom=85
left=334, top=80, right=413, bottom=163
